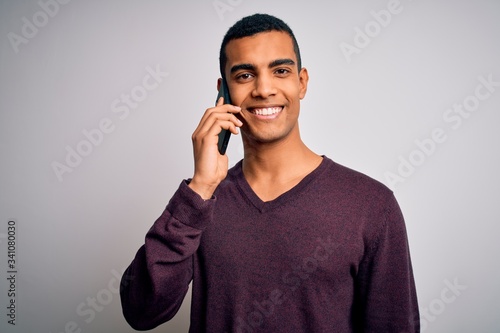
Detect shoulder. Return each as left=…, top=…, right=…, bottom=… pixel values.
left=313, top=157, right=401, bottom=230
left=319, top=156, right=393, bottom=200
left=319, top=157, right=405, bottom=246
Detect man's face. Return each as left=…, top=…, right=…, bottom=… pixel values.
left=222, top=31, right=308, bottom=145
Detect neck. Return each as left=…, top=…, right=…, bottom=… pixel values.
left=241, top=128, right=322, bottom=188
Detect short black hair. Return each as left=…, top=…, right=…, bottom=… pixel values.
left=219, top=13, right=302, bottom=79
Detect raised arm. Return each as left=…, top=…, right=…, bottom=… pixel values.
left=120, top=97, right=242, bottom=330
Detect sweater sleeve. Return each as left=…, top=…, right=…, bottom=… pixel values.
left=354, top=193, right=420, bottom=332
left=120, top=180, right=214, bottom=330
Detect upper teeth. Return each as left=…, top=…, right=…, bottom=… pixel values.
left=253, top=107, right=282, bottom=115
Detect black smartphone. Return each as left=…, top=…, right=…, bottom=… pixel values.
left=215, top=79, right=232, bottom=155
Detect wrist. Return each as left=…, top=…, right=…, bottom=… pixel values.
left=188, top=178, right=218, bottom=200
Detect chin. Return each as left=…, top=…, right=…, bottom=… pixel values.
left=242, top=128, right=293, bottom=146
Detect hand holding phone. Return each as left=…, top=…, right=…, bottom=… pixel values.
left=189, top=79, right=241, bottom=199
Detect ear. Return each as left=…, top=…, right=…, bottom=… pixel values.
left=298, top=67, right=309, bottom=100
left=217, top=78, right=222, bottom=91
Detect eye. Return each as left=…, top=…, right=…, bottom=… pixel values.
left=275, top=68, right=291, bottom=76
left=236, top=73, right=253, bottom=81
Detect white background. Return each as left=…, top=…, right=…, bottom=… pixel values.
left=1, top=0, right=499, bottom=332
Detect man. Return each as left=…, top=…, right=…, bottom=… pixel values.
left=120, top=13, right=420, bottom=332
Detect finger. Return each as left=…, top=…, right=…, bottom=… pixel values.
left=195, top=104, right=241, bottom=133
left=192, top=115, right=241, bottom=147
left=206, top=119, right=241, bottom=139
left=194, top=110, right=242, bottom=137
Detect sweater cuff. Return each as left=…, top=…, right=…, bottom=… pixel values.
left=166, top=180, right=215, bottom=230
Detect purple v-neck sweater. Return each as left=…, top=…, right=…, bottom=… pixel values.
left=121, top=156, right=420, bottom=332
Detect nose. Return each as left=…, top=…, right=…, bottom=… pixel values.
left=251, top=73, right=277, bottom=99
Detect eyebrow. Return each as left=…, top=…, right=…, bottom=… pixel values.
left=269, top=58, right=295, bottom=68
left=230, top=58, right=296, bottom=74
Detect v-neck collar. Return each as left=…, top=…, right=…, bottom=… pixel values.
left=230, top=156, right=329, bottom=213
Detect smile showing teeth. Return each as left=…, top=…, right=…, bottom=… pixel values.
left=252, top=107, right=282, bottom=116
